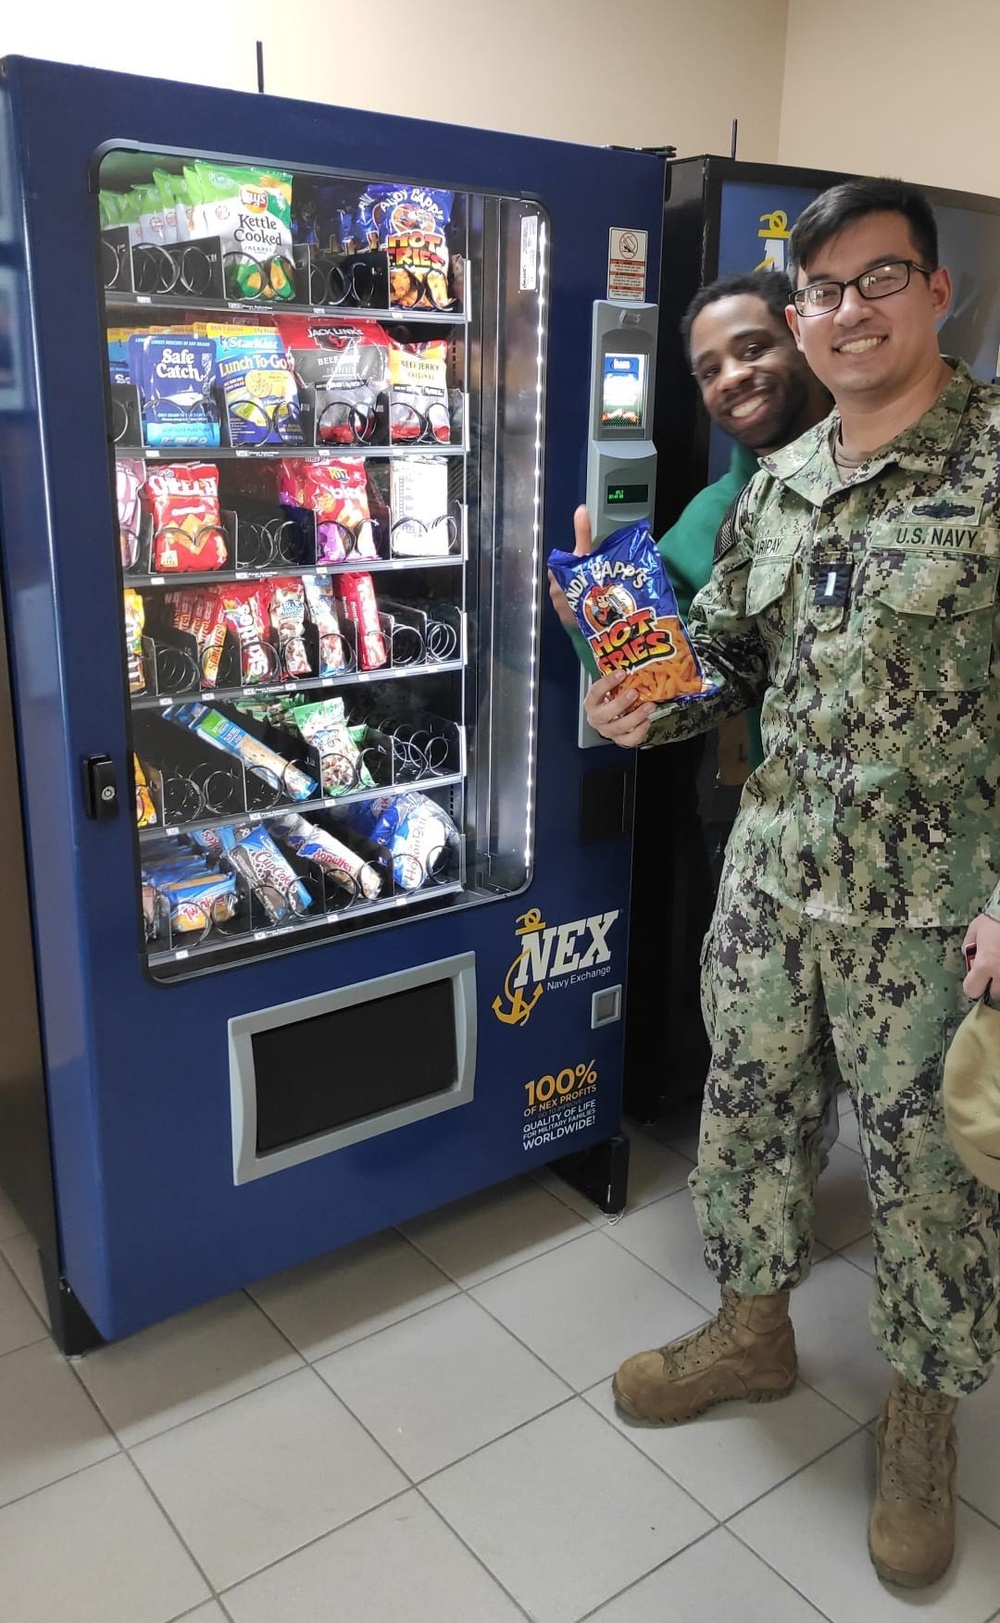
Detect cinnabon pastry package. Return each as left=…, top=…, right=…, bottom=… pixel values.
left=548, top=520, right=719, bottom=707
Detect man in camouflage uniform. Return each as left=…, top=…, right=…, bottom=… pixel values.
left=581, top=178, right=1000, bottom=1589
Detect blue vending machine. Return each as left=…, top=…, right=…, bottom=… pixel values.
left=0, top=56, right=664, bottom=1348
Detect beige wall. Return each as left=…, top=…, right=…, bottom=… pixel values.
left=780, top=0, right=1000, bottom=197
left=0, top=0, right=788, bottom=161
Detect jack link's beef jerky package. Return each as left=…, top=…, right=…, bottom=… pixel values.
left=547, top=520, right=720, bottom=707
left=275, top=315, right=388, bottom=448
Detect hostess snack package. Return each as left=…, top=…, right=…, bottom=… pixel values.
left=547, top=520, right=720, bottom=707
left=270, top=812, right=382, bottom=901
left=346, top=791, right=459, bottom=890
left=218, top=824, right=312, bottom=925
left=357, top=184, right=454, bottom=309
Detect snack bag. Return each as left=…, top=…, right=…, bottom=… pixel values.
left=214, top=328, right=302, bottom=447
left=279, top=456, right=377, bottom=562
left=292, top=696, right=373, bottom=796
left=128, top=334, right=219, bottom=448
left=274, top=315, right=388, bottom=448
left=547, top=520, right=720, bottom=707
left=303, top=578, right=349, bottom=674
left=116, top=457, right=146, bottom=570
left=134, top=755, right=157, bottom=827
left=143, top=462, right=227, bottom=572
left=186, top=162, right=295, bottom=301
left=357, top=184, right=454, bottom=309
left=388, top=338, right=451, bottom=444
left=389, top=457, right=451, bottom=556
left=123, top=588, right=146, bottom=694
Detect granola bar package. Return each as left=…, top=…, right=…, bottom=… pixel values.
left=547, top=520, right=719, bottom=707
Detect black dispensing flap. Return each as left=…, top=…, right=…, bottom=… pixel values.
left=579, top=765, right=632, bottom=845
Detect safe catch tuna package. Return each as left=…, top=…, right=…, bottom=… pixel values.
left=548, top=520, right=719, bottom=706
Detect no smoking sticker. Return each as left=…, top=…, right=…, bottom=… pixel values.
left=608, top=226, right=647, bottom=302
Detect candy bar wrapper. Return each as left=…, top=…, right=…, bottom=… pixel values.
left=219, top=824, right=312, bottom=924
left=270, top=812, right=382, bottom=901
left=166, top=702, right=317, bottom=801
left=268, top=578, right=311, bottom=678
left=547, top=520, right=720, bottom=708
left=123, top=588, right=146, bottom=695
left=134, top=755, right=157, bottom=827
left=337, top=572, right=386, bottom=669
left=220, top=585, right=275, bottom=684
left=303, top=578, right=348, bottom=675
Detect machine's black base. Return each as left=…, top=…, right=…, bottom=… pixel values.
left=551, top=1132, right=630, bottom=1216
left=39, top=1251, right=105, bottom=1357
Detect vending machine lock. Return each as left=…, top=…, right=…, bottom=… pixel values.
left=82, top=755, right=119, bottom=820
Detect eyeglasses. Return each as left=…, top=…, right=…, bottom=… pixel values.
left=792, top=259, right=933, bottom=316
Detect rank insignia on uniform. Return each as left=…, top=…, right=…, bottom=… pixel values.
left=812, top=561, right=852, bottom=607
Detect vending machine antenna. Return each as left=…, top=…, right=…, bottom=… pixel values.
left=256, top=40, right=265, bottom=94
left=730, top=119, right=738, bottom=160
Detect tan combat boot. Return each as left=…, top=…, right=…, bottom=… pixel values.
left=612, top=1287, right=797, bottom=1423
left=869, top=1375, right=958, bottom=1588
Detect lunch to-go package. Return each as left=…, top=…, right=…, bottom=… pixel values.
left=547, top=520, right=720, bottom=707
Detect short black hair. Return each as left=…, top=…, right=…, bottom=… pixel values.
left=788, top=178, right=939, bottom=278
left=681, top=270, right=793, bottom=362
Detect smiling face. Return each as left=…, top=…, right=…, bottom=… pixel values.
left=689, top=293, right=819, bottom=453
left=786, top=211, right=952, bottom=409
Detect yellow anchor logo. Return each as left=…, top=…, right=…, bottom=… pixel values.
left=492, top=909, right=546, bottom=1026
left=754, top=209, right=791, bottom=273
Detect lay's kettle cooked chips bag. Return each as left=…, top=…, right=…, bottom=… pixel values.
left=548, top=520, right=719, bottom=707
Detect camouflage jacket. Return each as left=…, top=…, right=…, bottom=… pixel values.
left=646, top=359, right=1000, bottom=928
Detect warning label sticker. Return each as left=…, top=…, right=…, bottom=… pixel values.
left=607, top=227, right=648, bottom=302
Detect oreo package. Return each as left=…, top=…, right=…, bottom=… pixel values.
left=548, top=520, right=719, bottom=707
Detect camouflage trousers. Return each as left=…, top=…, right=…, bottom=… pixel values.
left=692, top=863, right=1000, bottom=1396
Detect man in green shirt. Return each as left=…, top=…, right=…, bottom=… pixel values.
left=550, top=269, right=830, bottom=765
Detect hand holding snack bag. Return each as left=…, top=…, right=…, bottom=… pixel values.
left=547, top=510, right=719, bottom=748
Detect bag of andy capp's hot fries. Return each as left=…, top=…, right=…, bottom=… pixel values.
left=548, top=520, right=719, bottom=707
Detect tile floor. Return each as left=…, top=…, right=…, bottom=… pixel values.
left=1, top=1089, right=999, bottom=1623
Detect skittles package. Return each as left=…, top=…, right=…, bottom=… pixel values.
left=547, top=520, right=719, bottom=707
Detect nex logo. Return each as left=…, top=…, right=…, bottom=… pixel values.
left=493, top=909, right=620, bottom=1026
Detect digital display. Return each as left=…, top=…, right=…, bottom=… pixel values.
left=606, top=483, right=649, bottom=505
left=601, top=352, right=647, bottom=431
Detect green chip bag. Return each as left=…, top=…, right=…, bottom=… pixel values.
left=187, top=161, right=296, bottom=301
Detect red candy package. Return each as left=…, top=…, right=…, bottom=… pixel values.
left=220, top=585, right=277, bottom=684
left=337, top=572, right=386, bottom=669
left=143, top=463, right=227, bottom=572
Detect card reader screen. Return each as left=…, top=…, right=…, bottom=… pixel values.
left=607, top=483, right=650, bottom=505
left=601, top=353, right=647, bottom=431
